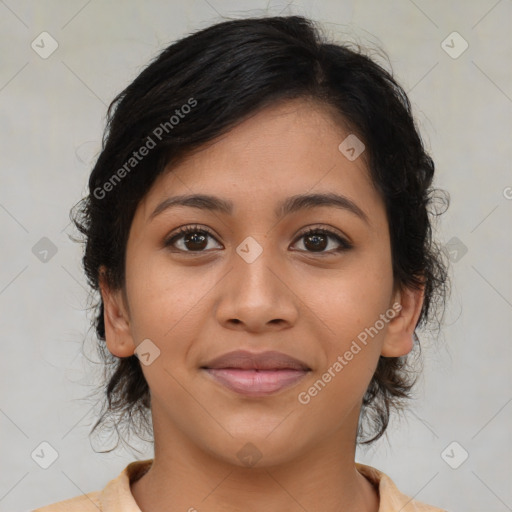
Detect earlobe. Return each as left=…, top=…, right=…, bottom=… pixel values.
left=380, top=284, right=425, bottom=357
left=99, top=266, right=136, bottom=358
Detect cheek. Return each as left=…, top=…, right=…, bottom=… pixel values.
left=123, top=252, right=213, bottom=397
left=126, top=251, right=194, bottom=345
left=297, top=265, right=392, bottom=421
left=308, top=252, right=393, bottom=406
left=318, top=251, right=393, bottom=336
left=124, top=249, right=209, bottom=346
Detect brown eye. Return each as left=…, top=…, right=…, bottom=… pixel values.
left=292, top=228, right=352, bottom=254
left=182, top=231, right=208, bottom=251
left=303, top=232, right=328, bottom=252
left=165, top=226, right=222, bottom=252
left=164, top=225, right=352, bottom=255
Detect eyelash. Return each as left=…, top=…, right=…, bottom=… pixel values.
left=164, top=224, right=353, bottom=254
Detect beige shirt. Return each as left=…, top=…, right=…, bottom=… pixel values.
left=33, top=459, right=447, bottom=511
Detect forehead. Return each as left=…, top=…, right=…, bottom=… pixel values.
left=134, top=98, right=384, bottom=227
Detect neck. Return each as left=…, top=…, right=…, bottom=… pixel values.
left=131, top=408, right=379, bottom=512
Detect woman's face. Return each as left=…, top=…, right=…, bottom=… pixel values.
left=102, top=98, right=422, bottom=467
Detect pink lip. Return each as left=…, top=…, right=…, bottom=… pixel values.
left=201, top=350, right=311, bottom=397
left=202, top=350, right=310, bottom=371
left=203, top=368, right=309, bottom=396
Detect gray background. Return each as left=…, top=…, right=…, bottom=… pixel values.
left=1, top=1, right=511, bottom=511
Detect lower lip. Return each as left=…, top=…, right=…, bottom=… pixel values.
left=203, top=368, right=309, bottom=396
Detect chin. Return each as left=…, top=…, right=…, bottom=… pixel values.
left=201, top=425, right=309, bottom=469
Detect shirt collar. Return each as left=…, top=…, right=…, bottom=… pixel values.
left=100, top=459, right=444, bottom=512
left=355, top=463, right=445, bottom=511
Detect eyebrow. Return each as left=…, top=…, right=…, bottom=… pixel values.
left=149, top=192, right=369, bottom=224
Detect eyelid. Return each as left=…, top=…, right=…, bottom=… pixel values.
left=293, top=224, right=352, bottom=246
left=164, top=224, right=352, bottom=252
left=164, top=224, right=221, bottom=247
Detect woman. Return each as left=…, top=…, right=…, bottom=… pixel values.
left=34, top=14, right=449, bottom=512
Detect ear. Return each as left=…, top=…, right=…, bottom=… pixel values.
left=98, top=266, right=136, bottom=358
left=380, top=283, right=425, bottom=357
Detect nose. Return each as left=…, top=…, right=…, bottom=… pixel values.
left=214, top=239, right=299, bottom=333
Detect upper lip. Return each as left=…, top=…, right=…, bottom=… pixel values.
left=201, top=350, right=311, bottom=371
